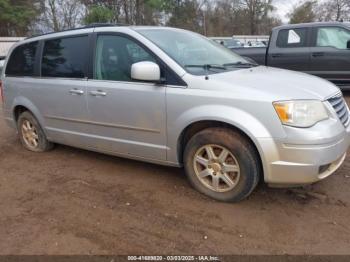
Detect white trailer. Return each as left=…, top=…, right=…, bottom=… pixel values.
left=0, top=37, right=25, bottom=59
left=233, top=35, right=270, bottom=46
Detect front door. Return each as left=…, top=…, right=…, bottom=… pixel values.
left=309, top=26, right=350, bottom=88
left=86, top=34, right=167, bottom=161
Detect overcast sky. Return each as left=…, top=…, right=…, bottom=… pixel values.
left=273, top=0, right=302, bottom=23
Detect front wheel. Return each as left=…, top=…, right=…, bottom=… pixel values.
left=184, top=128, right=261, bottom=202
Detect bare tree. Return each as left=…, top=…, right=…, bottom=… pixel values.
left=240, top=0, right=274, bottom=35
left=315, top=0, right=350, bottom=22
left=31, top=0, right=284, bottom=36
left=39, top=0, right=85, bottom=32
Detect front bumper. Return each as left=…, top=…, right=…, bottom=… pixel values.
left=258, top=119, right=350, bottom=186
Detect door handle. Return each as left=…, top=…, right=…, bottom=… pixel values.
left=271, top=53, right=283, bottom=58
left=312, top=52, right=325, bottom=57
left=69, top=89, right=84, bottom=95
left=89, top=90, right=107, bottom=97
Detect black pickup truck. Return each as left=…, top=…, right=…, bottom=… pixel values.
left=233, top=22, right=350, bottom=90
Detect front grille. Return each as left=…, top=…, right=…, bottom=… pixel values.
left=328, top=94, right=350, bottom=127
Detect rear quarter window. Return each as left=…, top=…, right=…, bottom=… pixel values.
left=5, top=41, right=39, bottom=76
left=276, top=28, right=308, bottom=48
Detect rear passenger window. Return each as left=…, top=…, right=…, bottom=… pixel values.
left=6, top=41, right=38, bottom=76
left=276, top=28, right=308, bottom=48
left=42, top=36, right=88, bottom=78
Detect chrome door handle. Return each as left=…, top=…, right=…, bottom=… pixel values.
left=271, top=53, right=283, bottom=58
left=90, top=90, right=107, bottom=97
left=69, top=89, right=84, bottom=95
left=312, top=52, right=325, bottom=57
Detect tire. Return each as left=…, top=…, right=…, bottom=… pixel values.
left=17, top=111, right=54, bottom=152
left=184, top=127, right=261, bottom=202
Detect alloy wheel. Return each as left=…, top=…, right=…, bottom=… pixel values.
left=21, top=119, right=39, bottom=150
left=193, top=144, right=240, bottom=193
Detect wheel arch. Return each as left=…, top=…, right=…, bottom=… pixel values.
left=14, top=105, right=30, bottom=122
left=177, top=120, right=264, bottom=171
left=11, top=97, right=47, bottom=135
left=170, top=104, right=273, bottom=166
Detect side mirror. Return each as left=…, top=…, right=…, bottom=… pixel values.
left=131, top=61, right=161, bottom=82
left=347, top=40, right=350, bottom=49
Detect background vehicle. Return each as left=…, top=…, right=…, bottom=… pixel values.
left=243, top=41, right=266, bottom=48
left=232, top=35, right=270, bottom=47
left=1, top=25, right=349, bottom=203
left=211, top=37, right=242, bottom=48
left=0, top=37, right=25, bottom=58
left=233, top=22, right=350, bottom=90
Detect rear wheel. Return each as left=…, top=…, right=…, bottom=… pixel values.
left=184, top=127, right=261, bottom=202
left=17, top=111, right=54, bottom=152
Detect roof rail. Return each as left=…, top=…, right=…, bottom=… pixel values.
left=84, top=23, right=128, bottom=28
left=26, top=23, right=128, bottom=39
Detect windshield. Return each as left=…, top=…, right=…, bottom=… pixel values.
left=137, top=28, right=253, bottom=75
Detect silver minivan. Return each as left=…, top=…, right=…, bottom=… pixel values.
left=1, top=25, right=350, bottom=202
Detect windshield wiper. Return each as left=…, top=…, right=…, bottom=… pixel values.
left=184, top=64, right=227, bottom=71
left=223, top=61, right=258, bottom=68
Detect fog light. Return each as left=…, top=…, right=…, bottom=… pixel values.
left=319, top=164, right=331, bottom=174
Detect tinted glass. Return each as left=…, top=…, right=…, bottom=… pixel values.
left=6, top=41, right=38, bottom=76
left=42, top=36, right=88, bottom=78
left=277, top=28, right=308, bottom=48
left=95, top=35, right=156, bottom=81
left=316, top=27, right=350, bottom=49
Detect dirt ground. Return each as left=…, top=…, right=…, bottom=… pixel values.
left=0, top=94, right=350, bottom=255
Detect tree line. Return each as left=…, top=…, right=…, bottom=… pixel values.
left=0, top=0, right=349, bottom=37
left=289, top=0, right=350, bottom=24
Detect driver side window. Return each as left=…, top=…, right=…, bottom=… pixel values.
left=94, top=35, right=156, bottom=82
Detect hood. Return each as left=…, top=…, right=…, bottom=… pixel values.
left=188, top=66, right=341, bottom=101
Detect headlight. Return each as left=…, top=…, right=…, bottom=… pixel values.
left=273, top=100, right=329, bottom=128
